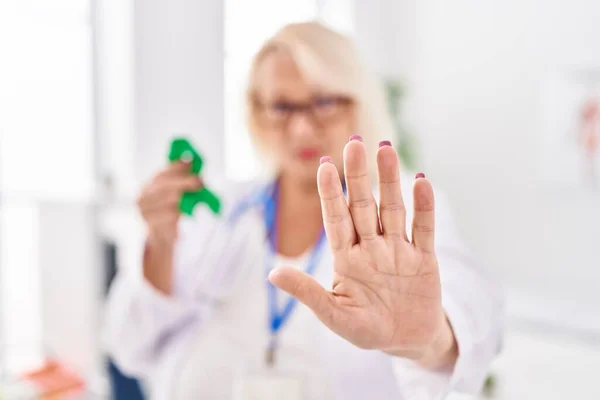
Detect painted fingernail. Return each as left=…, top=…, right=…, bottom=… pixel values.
left=379, top=140, right=392, bottom=147
left=320, top=156, right=333, bottom=164
left=349, top=134, right=363, bottom=142
left=415, top=172, right=426, bottom=179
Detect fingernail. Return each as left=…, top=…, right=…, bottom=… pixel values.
left=349, top=134, right=363, bottom=142
left=320, top=156, right=333, bottom=164
left=379, top=140, right=392, bottom=147
left=415, top=172, right=426, bottom=179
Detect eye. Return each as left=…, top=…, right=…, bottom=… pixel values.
left=314, top=97, right=337, bottom=107
left=264, top=101, right=295, bottom=121
left=272, top=102, right=295, bottom=114
left=313, top=97, right=340, bottom=117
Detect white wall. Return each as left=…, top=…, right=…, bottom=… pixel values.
left=408, top=0, right=600, bottom=331
left=354, top=0, right=600, bottom=333
left=134, top=0, right=225, bottom=187
left=95, top=0, right=136, bottom=200
left=353, top=0, right=417, bottom=80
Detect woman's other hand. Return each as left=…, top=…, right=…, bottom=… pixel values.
left=138, top=161, right=203, bottom=245
left=268, top=137, right=458, bottom=369
left=137, top=161, right=203, bottom=294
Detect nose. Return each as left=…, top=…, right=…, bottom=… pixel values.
left=287, top=111, right=318, bottom=139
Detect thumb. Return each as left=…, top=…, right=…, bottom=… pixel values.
left=268, top=266, right=335, bottom=325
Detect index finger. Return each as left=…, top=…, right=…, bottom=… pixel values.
left=157, top=161, right=193, bottom=180
left=161, top=175, right=203, bottom=193
left=317, top=157, right=355, bottom=252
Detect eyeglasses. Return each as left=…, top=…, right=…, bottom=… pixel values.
left=255, top=96, right=353, bottom=127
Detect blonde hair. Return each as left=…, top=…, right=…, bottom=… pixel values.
left=246, top=21, right=395, bottom=178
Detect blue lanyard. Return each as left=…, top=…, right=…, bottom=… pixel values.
left=263, top=181, right=327, bottom=339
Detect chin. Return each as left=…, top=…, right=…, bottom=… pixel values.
left=285, top=163, right=319, bottom=185
left=298, top=168, right=319, bottom=183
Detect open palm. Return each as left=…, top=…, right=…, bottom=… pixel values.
left=269, top=139, right=452, bottom=362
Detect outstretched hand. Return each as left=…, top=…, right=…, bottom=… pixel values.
left=268, top=138, right=457, bottom=368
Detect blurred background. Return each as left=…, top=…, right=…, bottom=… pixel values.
left=1, top=0, right=599, bottom=398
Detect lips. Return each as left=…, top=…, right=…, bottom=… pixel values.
left=298, top=148, right=320, bottom=160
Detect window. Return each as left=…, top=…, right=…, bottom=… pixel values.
left=0, top=0, right=94, bottom=373
left=224, top=0, right=354, bottom=181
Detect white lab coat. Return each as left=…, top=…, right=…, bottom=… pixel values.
left=103, top=173, right=504, bottom=400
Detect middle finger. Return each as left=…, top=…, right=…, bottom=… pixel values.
left=344, top=136, right=380, bottom=242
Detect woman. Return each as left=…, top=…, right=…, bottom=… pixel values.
left=104, top=22, right=503, bottom=399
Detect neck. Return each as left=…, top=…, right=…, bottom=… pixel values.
left=275, top=173, right=323, bottom=258
left=278, top=173, right=320, bottom=206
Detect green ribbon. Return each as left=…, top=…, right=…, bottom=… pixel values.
left=168, top=137, right=221, bottom=216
